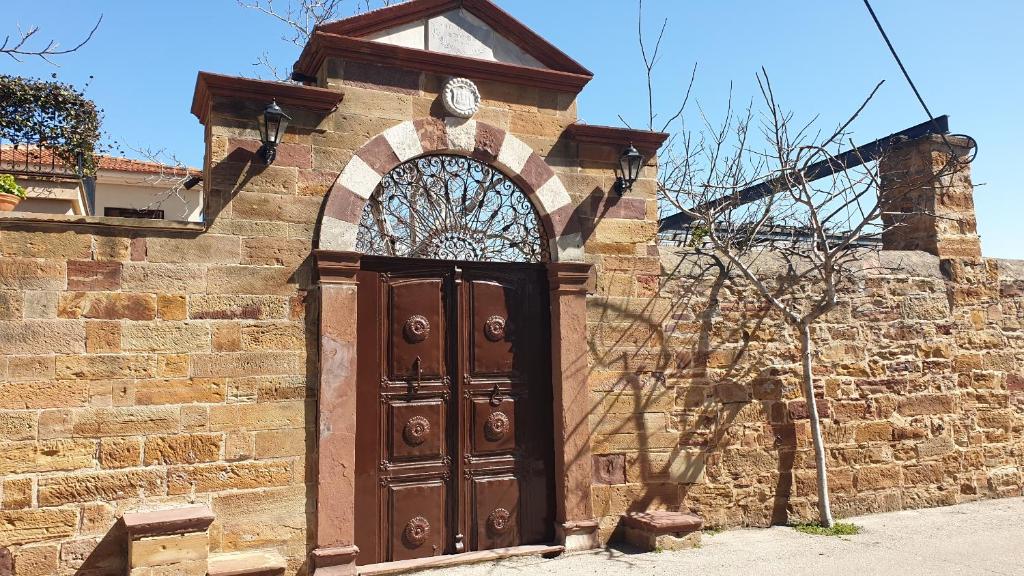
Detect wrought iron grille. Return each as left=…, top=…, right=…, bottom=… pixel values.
left=356, top=155, right=549, bottom=263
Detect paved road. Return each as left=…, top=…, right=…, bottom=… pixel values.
left=412, top=497, right=1024, bottom=575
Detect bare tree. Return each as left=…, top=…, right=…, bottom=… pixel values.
left=637, top=5, right=967, bottom=527
left=1, top=16, right=103, bottom=65
left=238, top=0, right=393, bottom=79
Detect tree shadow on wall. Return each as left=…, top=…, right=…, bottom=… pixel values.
left=578, top=244, right=805, bottom=538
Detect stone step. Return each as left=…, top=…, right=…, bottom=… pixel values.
left=620, top=511, right=704, bottom=552
left=207, top=550, right=287, bottom=576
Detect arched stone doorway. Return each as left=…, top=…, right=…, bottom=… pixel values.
left=311, top=118, right=598, bottom=574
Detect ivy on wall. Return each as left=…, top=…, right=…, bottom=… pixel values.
left=0, top=74, right=105, bottom=175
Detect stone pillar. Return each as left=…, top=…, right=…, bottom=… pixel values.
left=547, top=262, right=600, bottom=551
left=312, top=251, right=361, bottom=575
left=878, top=134, right=980, bottom=260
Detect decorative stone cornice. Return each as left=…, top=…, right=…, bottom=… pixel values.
left=191, top=71, right=344, bottom=125
left=565, top=124, right=671, bottom=157
left=547, top=262, right=593, bottom=295
left=315, top=250, right=362, bottom=284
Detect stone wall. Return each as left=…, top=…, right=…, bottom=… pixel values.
left=586, top=249, right=1024, bottom=541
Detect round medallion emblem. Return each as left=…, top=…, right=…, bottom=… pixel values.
left=403, top=416, right=431, bottom=446
left=403, top=516, right=430, bottom=547
left=442, top=77, right=481, bottom=119
left=488, top=508, right=511, bottom=534
left=403, top=315, right=430, bottom=343
left=484, top=411, right=510, bottom=441
left=484, top=315, right=506, bottom=342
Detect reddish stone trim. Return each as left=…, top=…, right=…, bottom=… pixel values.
left=315, top=250, right=362, bottom=283
left=315, top=0, right=592, bottom=76
left=293, top=32, right=592, bottom=94
left=356, top=135, right=402, bottom=175
left=191, top=72, right=343, bottom=125
left=122, top=505, right=215, bottom=539
left=565, top=124, right=670, bottom=157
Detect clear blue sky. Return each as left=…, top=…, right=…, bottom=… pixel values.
left=3, top=1, right=1021, bottom=257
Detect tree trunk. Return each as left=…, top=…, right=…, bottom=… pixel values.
left=799, top=321, right=834, bottom=527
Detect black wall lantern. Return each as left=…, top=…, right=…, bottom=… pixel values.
left=615, top=143, right=644, bottom=195
left=257, top=100, right=291, bottom=165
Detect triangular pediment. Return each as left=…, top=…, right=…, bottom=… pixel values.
left=317, top=0, right=590, bottom=75
left=365, top=8, right=547, bottom=68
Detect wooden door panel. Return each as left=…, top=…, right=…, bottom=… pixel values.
left=471, top=475, right=520, bottom=550
left=389, top=279, right=444, bottom=382
left=388, top=399, right=445, bottom=463
left=469, top=280, right=518, bottom=376
left=470, top=397, right=516, bottom=456
left=387, top=480, right=447, bottom=561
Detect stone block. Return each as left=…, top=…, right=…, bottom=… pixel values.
left=206, top=265, right=300, bottom=296
left=14, top=543, right=59, bottom=576
left=241, top=322, right=306, bottom=351
left=190, top=352, right=301, bottom=378
left=56, top=354, right=157, bottom=380
left=99, top=437, right=143, bottom=468
left=0, top=290, right=22, bottom=320
left=72, top=406, right=180, bottom=437
left=86, top=320, right=122, bottom=353
left=0, top=381, right=89, bottom=409
left=144, top=434, right=222, bottom=465
left=158, top=295, right=188, bottom=321
left=167, top=460, right=293, bottom=494
left=1, top=229, right=91, bottom=259
left=133, top=378, right=226, bottom=406
left=209, top=401, right=306, bottom=431
left=0, top=509, right=77, bottom=545
left=898, top=393, right=955, bottom=416
left=242, top=237, right=309, bottom=267
left=122, top=322, right=210, bottom=353
left=67, top=260, right=122, bottom=291
left=0, top=320, right=85, bottom=354
left=189, top=295, right=289, bottom=320
left=147, top=235, right=241, bottom=264
left=59, top=292, right=157, bottom=320
left=121, top=263, right=207, bottom=293
left=38, top=469, right=166, bottom=506
left=593, top=454, right=626, bottom=485
left=2, top=477, right=32, bottom=509
left=130, top=532, right=209, bottom=570
left=22, top=291, right=58, bottom=318
left=0, top=258, right=65, bottom=290
left=254, top=428, right=307, bottom=458
left=212, top=323, right=242, bottom=352
left=0, top=412, right=37, bottom=441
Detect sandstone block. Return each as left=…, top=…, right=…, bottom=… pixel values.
left=212, top=323, right=241, bottom=352
left=0, top=258, right=65, bottom=290
left=22, top=291, right=58, bottom=318
left=0, top=412, right=37, bottom=441
left=157, top=355, right=190, bottom=378
left=0, top=320, right=85, bottom=354
left=133, top=378, right=225, bottom=406
left=146, top=235, right=241, bottom=264
left=2, top=477, right=32, bottom=509
left=57, top=354, right=157, bottom=380
left=122, top=322, right=210, bottom=353
left=209, top=401, right=306, bottom=431
left=38, top=469, right=166, bottom=506
left=86, top=320, right=122, bottom=353
left=144, top=434, right=222, bottom=465
left=130, top=532, right=209, bottom=568
left=0, top=381, right=88, bottom=409
left=242, top=237, right=309, bottom=266
left=167, top=460, right=293, bottom=494
left=206, top=265, right=300, bottom=296
left=67, top=260, right=122, bottom=291
left=241, top=322, right=305, bottom=351
left=14, top=543, right=59, bottom=576
left=229, top=192, right=320, bottom=224
left=1, top=229, right=91, bottom=259
left=855, top=465, right=904, bottom=491
left=59, top=292, right=157, bottom=320
left=72, top=406, right=180, bottom=437
left=100, top=437, right=143, bottom=468
left=157, top=295, right=188, bottom=321
left=188, top=295, right=289, bottom=320
left=38, top=409, right=73, bottom=439
left=254, top=428, right=307, bottom=458
left=190, top=352, right=301, bottom=378
left=0, top=290, right=22, bottom=319
left=854, top=421, right=894, bottom=443
left=898, top=394, right=955, bottom=416
left=0, top=509, right=77, bottom=545
left=121, top=263, right=207, bottom=293
left=210, top=485, right=306, bottom=551
left=224, top=431, right=254, bottom=461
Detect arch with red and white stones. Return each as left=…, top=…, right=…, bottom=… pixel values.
left=317, top=117, right=585, bottom=262
left=311, top=117, right=599, bottom=575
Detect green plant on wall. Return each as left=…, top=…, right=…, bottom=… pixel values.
left=0, top=74, right=105, bottom=175
left=0, top=174, right=27, bottom=198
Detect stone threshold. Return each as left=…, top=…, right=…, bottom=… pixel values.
left=357, top=544, right=564, bottom=576
left=0, top=211, right=206, bottom=232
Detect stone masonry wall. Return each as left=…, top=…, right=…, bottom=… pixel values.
left=588, top=250, right=1024, bottom=541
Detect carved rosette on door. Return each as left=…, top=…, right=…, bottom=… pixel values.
left=355, top=261, right=555, bottom=565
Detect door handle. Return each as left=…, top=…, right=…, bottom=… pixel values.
left=411, top=355, right=422, bottom=394
left=489, top=382, right=503, bottom=406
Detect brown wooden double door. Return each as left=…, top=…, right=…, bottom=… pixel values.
left=354, top=257, right=555, bottom=565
